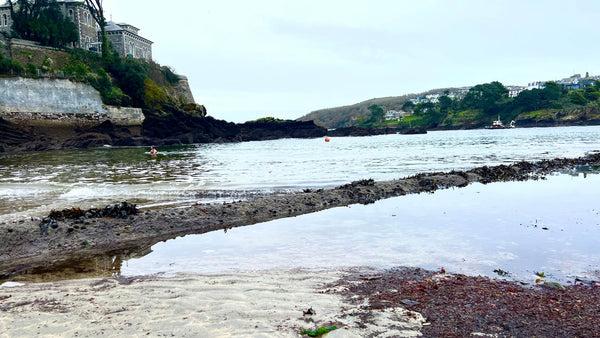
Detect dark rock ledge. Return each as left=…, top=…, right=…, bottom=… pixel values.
left=1, top=152, right=599, bottom=278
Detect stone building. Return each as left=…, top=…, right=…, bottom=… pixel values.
left=0, top=3, right=12, bottom=34
left=57, top=1, right=100, bottom=51
left=0, top=1, right=152, bottom=61
left=104, top=21, right=152, bottom=61
left=0, top=1, right=98, bottom=50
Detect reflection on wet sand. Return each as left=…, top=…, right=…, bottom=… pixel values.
left=4, top=245, right=152, bottom=283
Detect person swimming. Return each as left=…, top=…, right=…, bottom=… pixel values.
left=150, top=145, right=158, bottom=155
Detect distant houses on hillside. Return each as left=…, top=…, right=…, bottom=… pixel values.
left=406, top=72, right=600, bottom=108
left=383, top=72, right=600, bottom=122
left=0, top=0, right=152, bottom=60
left=526, top=73, right=600, bottom=91
left=408, top=88, right=470, bottom=105
left=385, top=110, right=411, bottom=121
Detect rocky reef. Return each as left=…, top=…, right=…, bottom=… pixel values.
left=0, top=113, right=328, bottom=153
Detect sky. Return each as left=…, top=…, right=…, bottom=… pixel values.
left=102, top=0, right=600, bottom=123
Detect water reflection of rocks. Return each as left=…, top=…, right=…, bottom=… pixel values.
left=6, top=245, right=152, bottom=283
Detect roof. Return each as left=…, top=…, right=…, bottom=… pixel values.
left=104, top=21, right=153, bottom=44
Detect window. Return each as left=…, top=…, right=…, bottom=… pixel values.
left=68, top=9, right=73, bottom=19
left=2, top=14, right=7, bottom=27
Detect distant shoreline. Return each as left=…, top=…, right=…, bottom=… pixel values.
left=3, top=114, right=600, bottom=154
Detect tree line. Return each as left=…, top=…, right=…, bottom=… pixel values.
left=360, top=80, right=600, bottom=129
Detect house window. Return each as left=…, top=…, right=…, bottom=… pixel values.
left=2, top=14, right=7, bottom=26
left=68, top=9, right=73, bottom=19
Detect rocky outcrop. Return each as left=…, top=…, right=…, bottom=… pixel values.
left=142, top=113, right=327, bottom=145
left=0, top=110, right=329, bottom=152
left=142, top=112, right=240, bottom=145
left=239, top=120, right=327, bottom=141
left=515, top=107, right=600, bottom=128
left=0, top=117, right=37, bottom=152
left=327, top=126, right=397, bottom=137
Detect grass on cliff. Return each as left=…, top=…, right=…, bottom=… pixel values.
left=0, top=46, right=199, bottom=117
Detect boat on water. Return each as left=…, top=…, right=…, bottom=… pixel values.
left=487, top=116, right=515, bottom=129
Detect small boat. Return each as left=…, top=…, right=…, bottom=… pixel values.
left=487, top=116, right=505, bottom=129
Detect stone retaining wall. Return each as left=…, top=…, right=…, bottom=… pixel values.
left=0, top=77, right=144, bottom=126
left=9, top=39, right=70, bottom=70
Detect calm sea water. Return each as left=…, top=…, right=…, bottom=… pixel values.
left=121, top=174, right=600, bottom=284
left=1, top=126, right=599, bottom=223
left=1, top=126, right=600, bottom=283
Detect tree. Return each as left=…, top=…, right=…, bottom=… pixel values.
left=438, top=95, right=453, bottom=114
left=513, top=81, right=562, bottom=112
left=83, top=0, right=110, bottom=61
left=8, top=0, right=77, bottom=47
left=368, top=104, right=384, bottom=124
left=460, top=81, right=508, bottom=114
left=569, top=91, right=587, bottom=105
left=540, top=81, right=561, bottom=101
left=402, top=100, right=415, bottom=112
left=583, top=86, right=600, bottom=101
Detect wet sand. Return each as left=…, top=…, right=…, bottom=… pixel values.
left=0, top=267, right=425, bottom=337
left=1, top=266, right=598, bottom=337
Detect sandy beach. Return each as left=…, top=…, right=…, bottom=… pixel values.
left=0, top=267, right=425, bottom=337
left=2, top=266, right=599, bottom=337
left=1, top=153, right=600, bottom=336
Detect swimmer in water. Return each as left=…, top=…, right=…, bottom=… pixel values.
left=150, top=145, right=158, bottom=155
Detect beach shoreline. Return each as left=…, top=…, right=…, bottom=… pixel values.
left=1, top=152, right=600, bottom=280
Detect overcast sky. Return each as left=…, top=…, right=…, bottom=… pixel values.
left=102, top=0, right=600, bottom=123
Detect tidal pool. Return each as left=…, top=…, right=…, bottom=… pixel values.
left=118, top=172, right=600, bottom=284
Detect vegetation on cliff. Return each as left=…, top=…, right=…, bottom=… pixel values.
left=0, top=42, right=202, bottom=117
left=0, top=0, right=203, bottom=119
left=304, top=80, right=600, bottom=130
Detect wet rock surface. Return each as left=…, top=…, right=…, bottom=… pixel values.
left=326, top=126, right=398, bottom=137
left=1, top=152, right=599, bottom=279
left=0, top=113, right=328, bottom=153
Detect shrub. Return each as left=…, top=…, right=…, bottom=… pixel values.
left=63, top=53, right=89, bottom=77
left=161, top=66, right=180, bottom=85
left=569, top=91, right=587, bottom=105
left=143, top=78, right=168, bottom=110
left=0, top=56, right=23, bottom=75
left=25, top=63, right=37, bottom=75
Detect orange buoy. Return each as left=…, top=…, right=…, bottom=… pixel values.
left=324, top=137, right=330, bottom=142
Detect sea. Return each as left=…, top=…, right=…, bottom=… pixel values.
left=1, top=126, right=600, bottom=283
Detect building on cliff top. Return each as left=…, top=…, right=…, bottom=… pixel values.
left=0, top=1, right=152, bottom=61
left=104, top=21, right=152, bottom=61
left=0, top=3, right=13, bottom=33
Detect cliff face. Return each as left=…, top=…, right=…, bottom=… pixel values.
left=0, top=77, right=144, bottom=126
left=173, top=75, right=196, bottom=104
left=0, top=78, right=325, bottom=153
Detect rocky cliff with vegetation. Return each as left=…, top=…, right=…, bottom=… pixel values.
left=0, top=37, right=326, bottom=153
